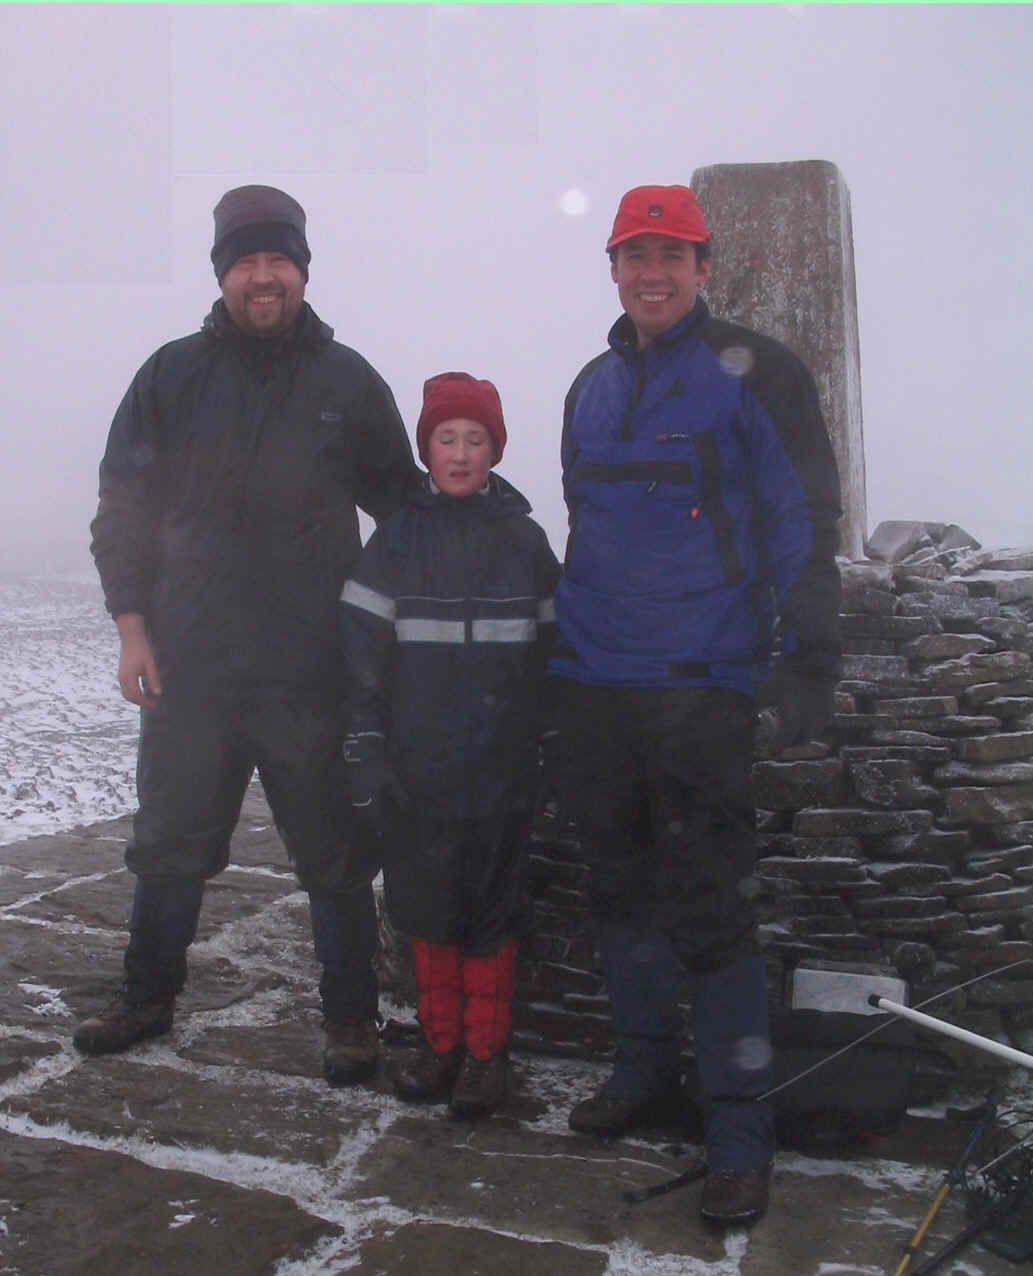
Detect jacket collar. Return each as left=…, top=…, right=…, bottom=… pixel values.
left=608, top=295, right=710, bottom=362
left=411, top=471, right=532, bottom=518
left=202, top=299, right=334, bottom=355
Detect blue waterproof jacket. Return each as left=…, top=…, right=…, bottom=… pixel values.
left=551, top=298, right=841, bottom=694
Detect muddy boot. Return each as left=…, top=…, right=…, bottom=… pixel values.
left=449, top=940, right=517, bottom=1119
left=390, top=1037, right=463, bottom=1102
left=74, top=875, right=201, bottom=1056
left=390, top=937, right=464, bottom=1101
left=309, top=885, right=380, bottom=1085
left=73, top=988, right=175, bottom=1055
left=449, top=1049, right=508, bottom=1119
left=323, top=1019, right=380, bottom=1086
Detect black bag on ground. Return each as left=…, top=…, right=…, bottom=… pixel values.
left=679, top=1008, right=914, bottom=1153
left=767, top=1007, right=915, bottom=1150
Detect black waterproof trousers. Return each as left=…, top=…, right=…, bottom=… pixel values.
left=123, top=681, right=379, bottom=1023
left=549, top=679, right=774, bottom=1173
left=380, top=804, right=533, bottom=955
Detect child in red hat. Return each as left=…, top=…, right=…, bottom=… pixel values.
left=339, top=372, right=559, bottom=1117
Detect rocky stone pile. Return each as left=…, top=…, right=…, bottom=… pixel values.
left=515, top=522, right=1033, bottom=1099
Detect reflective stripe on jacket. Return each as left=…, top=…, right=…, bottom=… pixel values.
left=340, top=473, right=560, bottom=819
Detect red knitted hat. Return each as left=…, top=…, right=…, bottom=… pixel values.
left=606, top=185, right=710, bottom=252
left=416, top=372, right=507, bottom=466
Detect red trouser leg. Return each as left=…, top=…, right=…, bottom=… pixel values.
left=461, top=940, right=518, bottom=1061
left=411, top=938, right=463, bottom=1055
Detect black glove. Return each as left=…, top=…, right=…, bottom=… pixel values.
left=765, top=667, right=836, bottom=754
left=344, top=732, right=408, bottom=831
left=536, top=726, right=573, bottom=830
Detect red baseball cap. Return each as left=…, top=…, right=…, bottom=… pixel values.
left=606, top=185, right=710, bottom=252
left=416, top=372, right=507, bottom=466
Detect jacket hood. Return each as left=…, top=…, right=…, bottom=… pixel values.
left=411, top=470, right=532, bottom=518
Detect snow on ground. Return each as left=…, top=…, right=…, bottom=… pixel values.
left=0, top=574, right=138, bottom=843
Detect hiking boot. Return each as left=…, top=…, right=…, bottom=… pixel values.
left=699, top=1169, right=771, bottom=1224
left=448, top=1050, right=507, bottom=1119
left=390, top=1039, right=462, bottom=1102
left=323, top=1019, right=379, bottom=1086
left=568, top=1086, right=685, bottom=1138
left=73, top=990, right=175, bottom=1055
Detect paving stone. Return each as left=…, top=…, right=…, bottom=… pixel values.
left=0, top=1035, right=61, bottom=1084
left=356, top=1221, right=607, bottom=1276
left=0, top=821, right=130, bottom=876
left=6, top=1048, right=363, bottom=1166
left=0, top=1131, right=342, bottom=1276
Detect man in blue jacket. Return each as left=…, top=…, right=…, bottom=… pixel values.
left=549, top=184, right=842, bottom=1224
left=76, top=185, right=417, bottom=1085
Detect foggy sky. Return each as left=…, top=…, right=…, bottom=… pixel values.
left=2, top=3, right=1031, bottom=576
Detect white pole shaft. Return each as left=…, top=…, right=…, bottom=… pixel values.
left=871, top=996, right=1033, bottom=1071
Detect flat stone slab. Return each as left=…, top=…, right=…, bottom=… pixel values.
left=0, top=1130, right=342, bottom=1274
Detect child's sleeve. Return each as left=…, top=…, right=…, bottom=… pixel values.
left=338, top=526, right=399, bottom=737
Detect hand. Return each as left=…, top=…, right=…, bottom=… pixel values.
left=766, top=667, right=836, bottom=754
left=115, top=613, right=162, bottom=709
left=344, top=732, right=408, bottom=831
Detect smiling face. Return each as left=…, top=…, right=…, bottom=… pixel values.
left=220, top=251, right=306, bottom=338
left=610, top=233, right=710, bottom=348
left=427, top=418, right=494, bottom=498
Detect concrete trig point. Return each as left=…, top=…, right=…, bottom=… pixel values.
left=691, top=160, right=867, bottom=560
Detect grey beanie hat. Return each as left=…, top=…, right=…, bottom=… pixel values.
left=211, top=185, right=311, bottom=281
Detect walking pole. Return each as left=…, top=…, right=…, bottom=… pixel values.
left=868, top=996, right=1033, bottom=1070
left=889, top=1092, right=997, bottom=1276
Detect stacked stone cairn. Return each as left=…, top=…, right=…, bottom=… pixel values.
left=515, top=521, right=1033, bottom=1102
